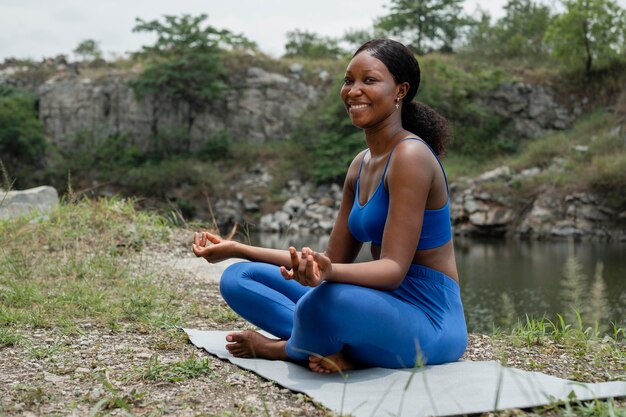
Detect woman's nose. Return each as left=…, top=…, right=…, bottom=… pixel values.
left=347, top=83, right=363, bottom=97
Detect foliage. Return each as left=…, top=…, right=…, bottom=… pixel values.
left=129, top=14, right=255, bottom=142
left=143, top=355, right=213, bottom=382
left=544, top=0, right=626, bottom=75
left=500, top=110, right=626, bottom=211
left=589, top=152, right=626, bottom=209
left=48, top=131, right=143, bottom=184
left=417, top=55, right=518, bottom=157
left=73, top=39, right=102, bottom=61
left=0, top=86, right=47, bottom=188
left=375, top=0, right=468, bottom=54
left=341, top=27, right=388, bottom=51
left=464, top=0, right=553, bottom=63
left=283, top=30, right=345, bottom=59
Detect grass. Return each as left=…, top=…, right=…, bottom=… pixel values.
left=1, top=198, right=625, bottom=416
left=490, top=109, right=626, bottom=209
left=143, top=354, right=214, bottom=382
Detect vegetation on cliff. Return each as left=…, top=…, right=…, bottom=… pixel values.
left=1, top=0, right=625, bottom=219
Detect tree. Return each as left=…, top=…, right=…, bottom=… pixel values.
left=464, top=0, right=552, bottom=62
left=283, top=30, right=345, bottom=59
left=342, top=27, right=389, bottom=51
left=544, top=0, right=626, bottom=75
left=129, top=14, right=256, bottom=150
left=73, top=39, right=102, bottom=61
left=497, top=0, right=552, bottom=59
left=375, top=0, right=467, bottom=54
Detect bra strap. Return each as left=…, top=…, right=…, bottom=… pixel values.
left=382, top=137, right=449, bottom=194
left=356, top=149, right=369, bottom=180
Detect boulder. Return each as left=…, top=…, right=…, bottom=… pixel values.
left=0, top=186, right=59, bottom=220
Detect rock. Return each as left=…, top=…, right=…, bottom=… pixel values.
left=476, top=166, right=510, bottom=182
left=481, top=82, right=574, bottom=137
left=0, top=186, right=59, bottom=220
left=37, top=67, right=320, bottom=150
left=289, top=63, right=304, bottom=74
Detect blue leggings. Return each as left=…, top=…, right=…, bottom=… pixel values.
left=219, top=262, right=467, bottom=368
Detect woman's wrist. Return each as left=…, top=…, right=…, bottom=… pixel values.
left=233, top=241, right=247, bottom=259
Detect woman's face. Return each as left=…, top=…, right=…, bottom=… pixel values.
left=340, top=52, right=404, bottom=129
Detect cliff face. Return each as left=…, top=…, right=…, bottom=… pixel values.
left=35, top=66, right=321, bottom=149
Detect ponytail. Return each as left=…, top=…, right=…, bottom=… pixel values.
left=401, top=101, right=451, bottom=158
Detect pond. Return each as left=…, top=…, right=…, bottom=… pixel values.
left=246, top=233, right=626, bottom=334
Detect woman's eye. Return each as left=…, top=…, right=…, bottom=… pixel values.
left=365, top=77, right=377, bottom=83
left=343, top=78, right=353, bottom=84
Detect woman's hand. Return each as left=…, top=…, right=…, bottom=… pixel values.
left=192, top=231, right=239, bottom=263
left=280, top=247, right=332, bottom=287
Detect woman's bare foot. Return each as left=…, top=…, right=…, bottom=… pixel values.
left=309, top=351, right=356, bottom=374
left=225, top=330, right=289, bottom=360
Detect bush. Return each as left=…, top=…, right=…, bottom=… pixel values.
left=418, top=55, right=518, bottom=158
left=589, top=153, right=626, bottom=209
left=0, top=86, right=47, bottom=188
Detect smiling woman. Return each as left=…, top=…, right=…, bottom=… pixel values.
left=192, top=39, right=467, bottom=374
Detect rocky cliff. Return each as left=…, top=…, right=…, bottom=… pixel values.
left=34, top=66, right=321, bottom=149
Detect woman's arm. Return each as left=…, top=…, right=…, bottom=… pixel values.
left=193, top=151, right=366, bottom=267
left=323, top=151, right=366, bottom=264
left=286, top=141, right=438, bottom=290
left=192, top=231, right=293, bottom=266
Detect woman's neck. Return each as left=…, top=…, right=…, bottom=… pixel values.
left=364, top=119, right=408, bottom=156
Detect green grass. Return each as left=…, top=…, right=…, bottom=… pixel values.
left=0, top=327, right=22, bottom=347
left=465, top=109, right=626, bottom=210
left=143, top=354, right=214, bottom=382
left=0, top=197, right=187, bottom=332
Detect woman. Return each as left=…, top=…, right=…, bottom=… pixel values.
left=192, top=39, right=467, bottom=373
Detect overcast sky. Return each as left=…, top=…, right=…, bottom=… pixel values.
left=1, top=0, right=625, bottom=62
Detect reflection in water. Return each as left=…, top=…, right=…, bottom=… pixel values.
left=246, top=233, right=626, bottom=334
left=588, top=262, right=608, bottom=327
left=560, top=241, right=587, bottom=323
left=559, top=240, right=609, bottom=326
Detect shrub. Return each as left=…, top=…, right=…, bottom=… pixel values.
left=0, top=86, right=47, bottom=188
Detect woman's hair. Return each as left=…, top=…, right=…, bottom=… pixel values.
left=354, top=39, right=450, bottom=156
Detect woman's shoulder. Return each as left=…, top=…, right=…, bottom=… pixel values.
left=387, top=139, right=439, bottom=182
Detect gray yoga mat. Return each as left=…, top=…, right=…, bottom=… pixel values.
left=184, top=329, right=626, bottom=417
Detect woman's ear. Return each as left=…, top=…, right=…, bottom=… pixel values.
left=396, top=82, right=410, bottom=100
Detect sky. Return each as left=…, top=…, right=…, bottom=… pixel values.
left=0, top=0, right=625, bottom=62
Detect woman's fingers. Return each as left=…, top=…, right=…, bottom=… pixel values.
left=203, top=231, right=221, bottom=245
left=193, top=232, right=200, bottom=246
left=289, top=247, right=300, bottom=271
left=280, top=266, right=293, bottom=280
left=305, top=254, right=315, bottom=280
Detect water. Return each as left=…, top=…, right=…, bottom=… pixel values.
left=246, top=233, right=626, bottom=334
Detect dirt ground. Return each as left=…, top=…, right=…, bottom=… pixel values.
left=0, top=233, right=624, bottom=416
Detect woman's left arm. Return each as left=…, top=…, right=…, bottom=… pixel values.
left=286, top=142, right=436, bottom=290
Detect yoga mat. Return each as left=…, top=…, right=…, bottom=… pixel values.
left=184, top=329, right=626, bottom=417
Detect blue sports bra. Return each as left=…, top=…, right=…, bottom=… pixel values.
left=347, top=138, right=452, bottom=250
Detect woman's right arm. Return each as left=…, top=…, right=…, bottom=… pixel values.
left=193, top=150, right=366, bottom=267
left=192, top=231, right=293, bottom=266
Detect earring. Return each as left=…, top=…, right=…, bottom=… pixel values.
left=395, top=97, right=400, bottom=109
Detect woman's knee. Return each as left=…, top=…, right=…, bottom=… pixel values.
left=219, top=261, right=250, bottom=301
left=295, top=282, right=353, bottom=321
